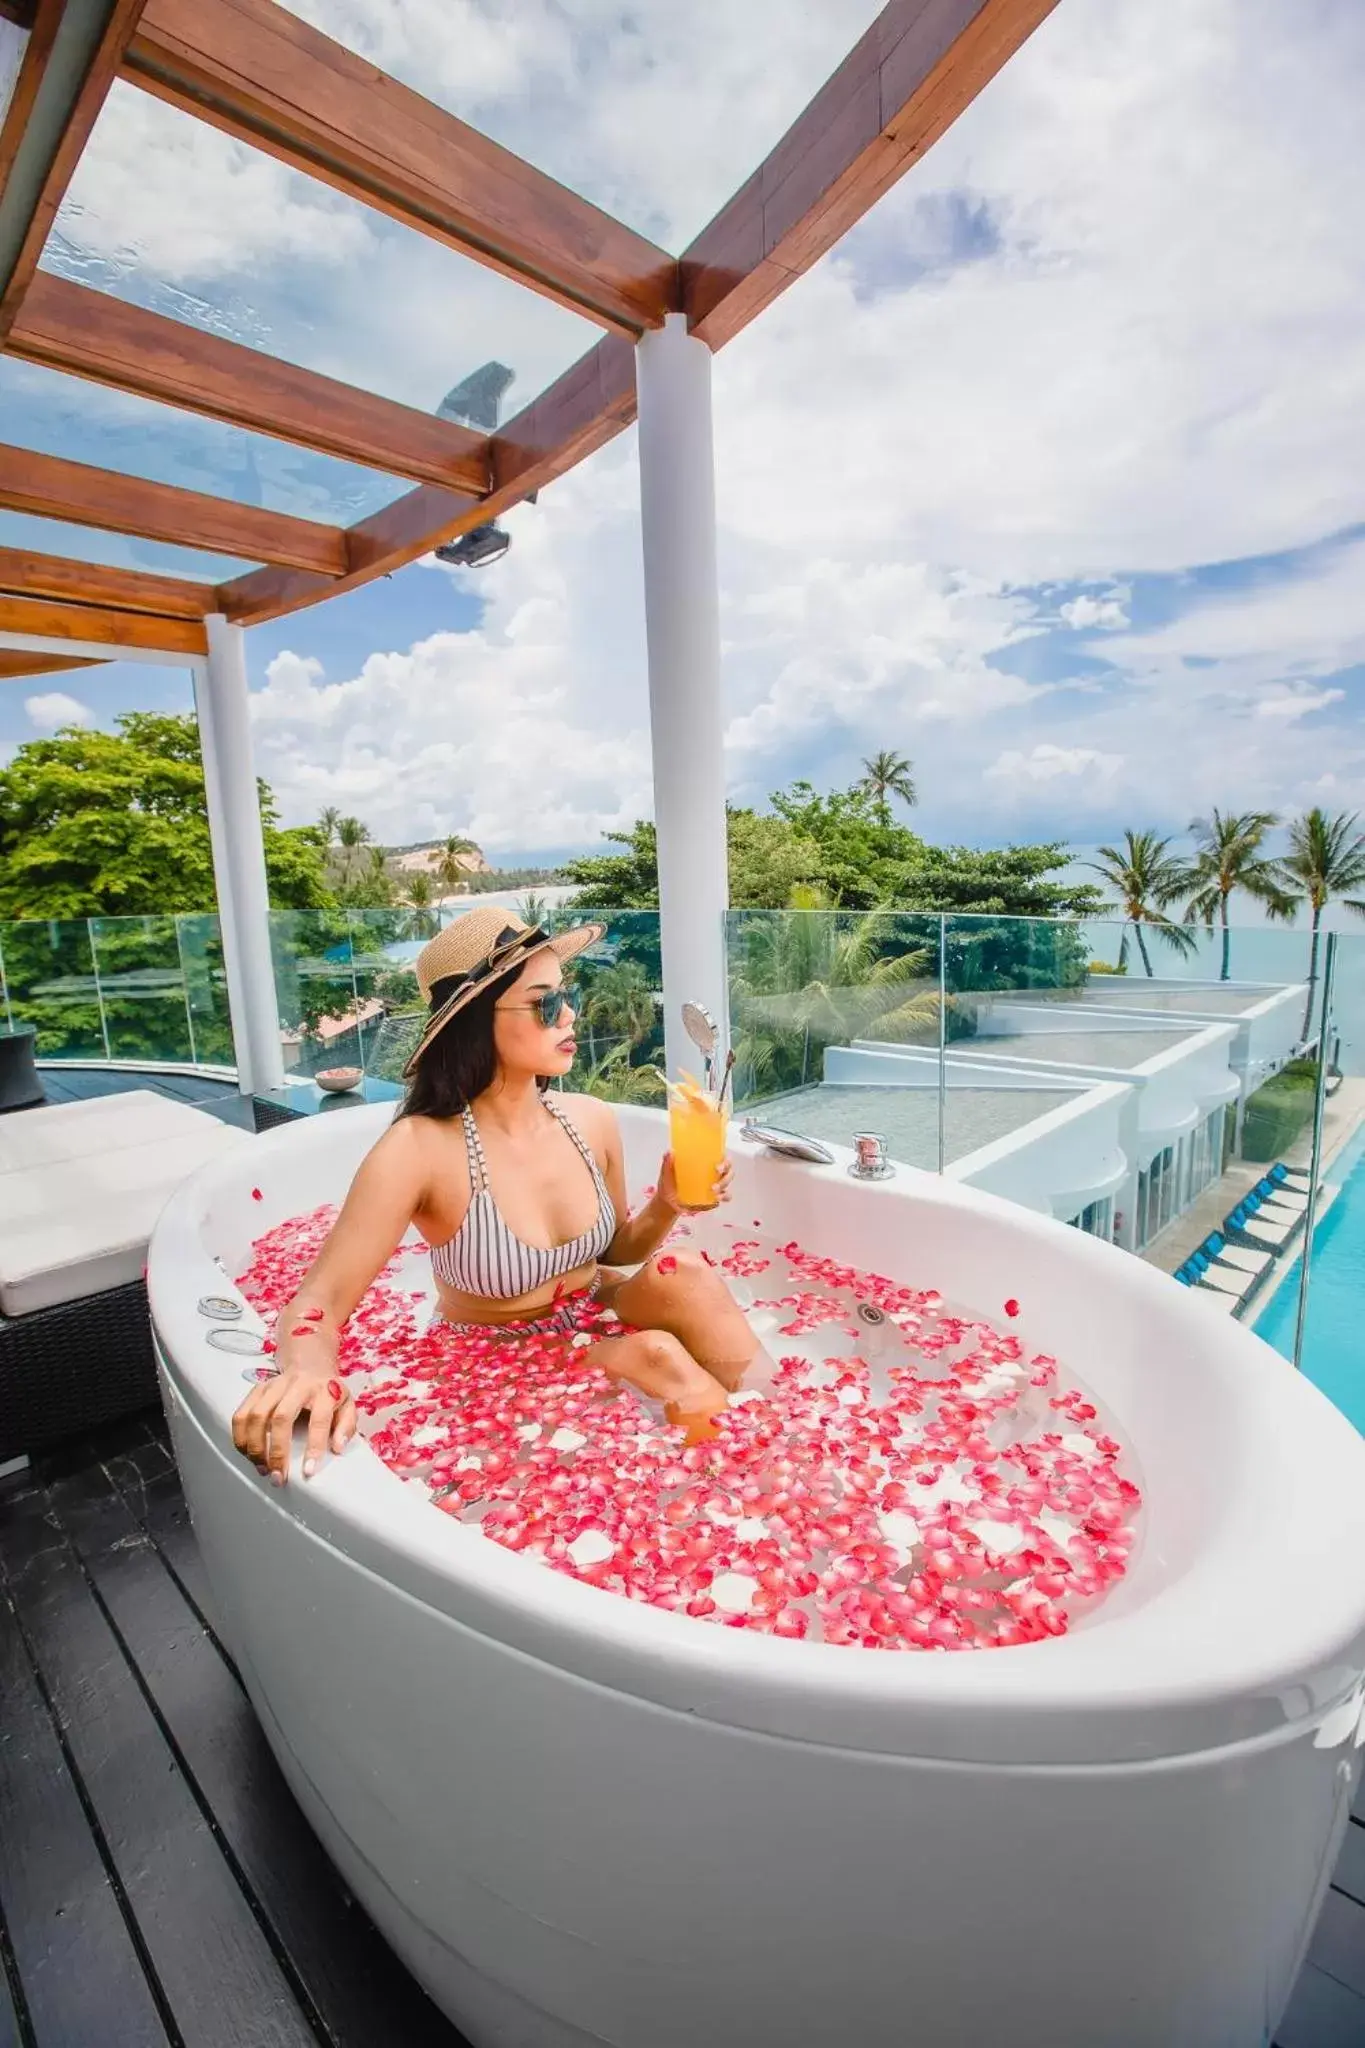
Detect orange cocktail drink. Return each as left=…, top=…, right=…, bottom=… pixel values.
left=667, top=1074, right=728, bottom=1210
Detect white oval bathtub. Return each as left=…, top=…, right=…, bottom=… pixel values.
left=148, top=1101, right=1365, bottom=2048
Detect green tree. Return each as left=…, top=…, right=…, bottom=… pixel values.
left=730, top=907, right=941, bottom=1098
left=565, top=785, right=1099, bottom=922
left=726, top=809, right=825, bottom=907
left=396, top=870, right=440, bottom=939
left=0, top=712, right=330, bottom=919
left=564, top=808, right=831, bottom=912
left=335, top=816, right=371, bottom=879
left=318, top=804, right=342, bottom=846
left=1178, top=809, right=1295, bottom=980
left=1088, top=830, right=1197, bottom=976
left=1274, top=808, right=1365, bottom=1037
left=333, top=844, right=397, bottom=910
left=578, top=958, right=657, bottom=1066
left=894, top=843, right=1104, bottom=919
left=769, top=781, right=924, bottom=908
left=574, top=1040, right=667, bottom=1105
left=437, top=834, right=477, bottom=894
left=858, top=749, right=917, bottom=821
left=562, top=820, right=661, bottom=908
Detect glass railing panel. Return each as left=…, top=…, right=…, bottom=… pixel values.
left=547, top=907, right=665, bottom=1106
left=348, top=906, right=424, bottom=1081
left=88, top=914, right=194, bottom=1064
left=174, top=913, right=235, bottom=1068
left=1249, top=932, right=1363, bottom=1423
left=0, top=916, right=107, bottom=1059
left=268, top=909, right=360, bottom=1081
left=724, top=909, right=944, bottom=1157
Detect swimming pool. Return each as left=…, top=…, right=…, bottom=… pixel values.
left=1255, top=1125, right=1365, bottom=1433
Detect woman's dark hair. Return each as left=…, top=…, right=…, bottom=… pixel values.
left=397, top=962, right=549, bottom=1121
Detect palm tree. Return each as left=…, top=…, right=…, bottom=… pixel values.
left=858, top=750, right=917, bottom=821
left=436, top=835, right=476, bottom=896
left=731, top=906, right=940, bottom=1096
left=1179, top=809, right=1296, bottom=980
left=1274, top=808, right=1365, bottom=1038
left=318, top=805, right=342, bottom=846
left=575, top=1041, right=666, bottom=1105
left=335, top=816, right=371, bottom=877
left=397, top=870, right=439, bottom=939
left=518, top=891, right=549, bottom=929
left=1088, top=831, right=1198, bottom=976
left=580, top=960, right=657, bottom=1065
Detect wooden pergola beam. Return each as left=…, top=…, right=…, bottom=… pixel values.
left=0, top=589, right=206, bottom=651
left=0, top=647, right=102, bottom=679
left=0, top=0, right=148, bottom=340
left=0, top=0, right=1060, bottom=632
left=0, top=540, right=214, bottom=616
left=123, top=0, right=680, bottom=338
left=216, top=333, right=637, bottom=624
left=9, top=273, right=493, bottom=493
left=0, top=442, right=349, bottom=574
left=681, top=0, right=1060, bottom=347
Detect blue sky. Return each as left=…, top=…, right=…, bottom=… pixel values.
left=2, top=0, right=1362, bottom=865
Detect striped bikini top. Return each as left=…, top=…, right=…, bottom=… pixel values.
left=429, top=1097, right=616, bottom=1300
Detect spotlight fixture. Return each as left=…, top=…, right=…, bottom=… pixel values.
left=435, top=523, right=512, bottom=569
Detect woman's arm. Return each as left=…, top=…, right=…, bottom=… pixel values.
left=231, top=1117, right=430, bottom=1484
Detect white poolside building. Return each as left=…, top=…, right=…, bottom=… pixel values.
left=762, top=977, right=1307, bottom=1255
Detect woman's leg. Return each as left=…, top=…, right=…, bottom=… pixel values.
left=607, top=1250, right=757, bottom=1392
left=585, top=1326, right=729, bottom=1444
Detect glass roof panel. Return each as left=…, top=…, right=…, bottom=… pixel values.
left=274, top=0, right=887, bottom=249
left=0, top=507, right=261, bottom=584
left=50, top=79, right=604, bottom=419
left=0, top=17, right=27, bottom=129
left=0, top=355, right=407, bottom=526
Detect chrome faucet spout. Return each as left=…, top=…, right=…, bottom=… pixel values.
left=738, top=1119, right=835, bottom=1165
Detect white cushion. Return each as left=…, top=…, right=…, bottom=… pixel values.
left=0, top=1097, right=249, bottom=1315
left=0, top=1090, right=224, bottom=1172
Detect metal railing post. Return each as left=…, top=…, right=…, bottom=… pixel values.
left=1291, top=932, right=1335, bottom=1371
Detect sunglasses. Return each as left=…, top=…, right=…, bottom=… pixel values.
left=496, top=984, right=576, bottom=1029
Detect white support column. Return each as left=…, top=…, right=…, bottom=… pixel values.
left=193, top=616, right=286, bottom=1096
left=635, top=312, right=730, bottom=1083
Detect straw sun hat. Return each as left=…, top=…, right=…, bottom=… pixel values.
left=402, top=905, right=605, bottom=1077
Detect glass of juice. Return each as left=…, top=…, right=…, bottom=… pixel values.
left=668, top=1077, right=728, bottom=1209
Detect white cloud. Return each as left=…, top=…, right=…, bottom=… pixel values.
left=45, top=0, right=1365, bottom=841
left=59, top=84, right=375, bottom=290
left=1097, top=532, right=1365, bottom=697
left=1255, top=685, right=1346, bottom=721
left=250, top=461, right=654, bottom=851
left=1059, top=594, right=1130, bottom=631
left=25, top=692, right=93, bottom=732
left=985, top=744, right=1124, bottom=789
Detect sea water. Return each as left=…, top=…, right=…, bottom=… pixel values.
left=237, top=1209, right=1143, bottom=1652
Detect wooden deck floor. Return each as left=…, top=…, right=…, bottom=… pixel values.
left=1, top=1412, right=1363, bottom=2048
left=0, top=1413, right=466, bottom=2048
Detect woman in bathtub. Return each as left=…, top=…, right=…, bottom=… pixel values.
left=231, top=907, right=754, bottom=1486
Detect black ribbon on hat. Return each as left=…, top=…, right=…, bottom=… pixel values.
left=426, top=925, right=548, bottom=1013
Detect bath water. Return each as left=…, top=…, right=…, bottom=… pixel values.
left=237, top=1210, right=1143, bottom=1652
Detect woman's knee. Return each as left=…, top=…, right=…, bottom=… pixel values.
left=634, top=1329, right=696, bottom=1399
left=637, top=1247, right=723, bottom=1305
